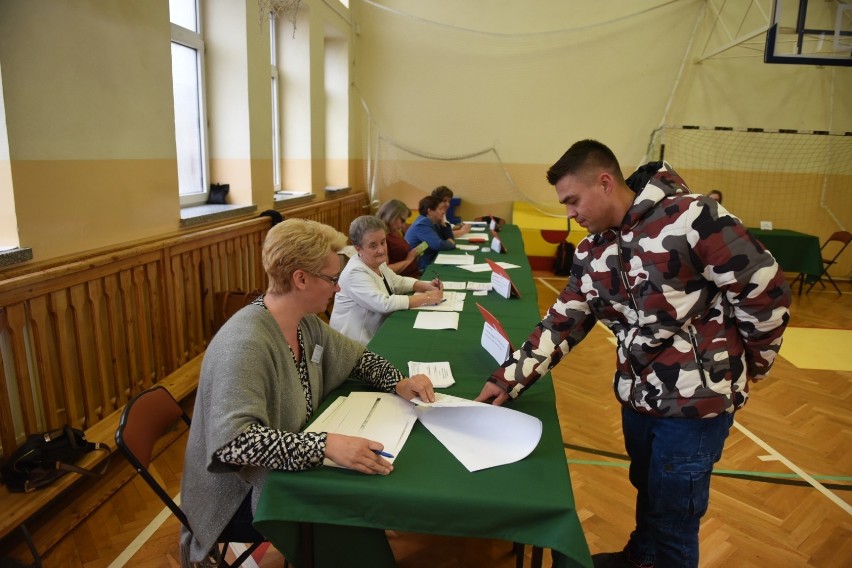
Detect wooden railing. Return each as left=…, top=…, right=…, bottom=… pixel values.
left=0, top=191, right=368, bottom=458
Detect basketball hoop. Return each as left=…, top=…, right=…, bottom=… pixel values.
left=257, top=0, right=301, bottom=29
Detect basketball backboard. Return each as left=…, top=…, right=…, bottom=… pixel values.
left=765, top=0, right=852, bottom=66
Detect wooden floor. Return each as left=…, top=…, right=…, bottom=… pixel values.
left=13, top=274, right=852, bottom=568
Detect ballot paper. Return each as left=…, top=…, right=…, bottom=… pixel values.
left=459, top=261, right=521, bottom=273
left=433, top=253, right=476, bottom=266
left=305, top=392, right=418, bottom=467
left=466, top=282, right=492, bottom=291
left=437, top=281, right=467, bottom=290
left=413, top=291, right=466, bottom=312
left=407, top=361, right=456, bottom=388
left=411, top=393, right=543, bottom=472
left=413, top=311, right=459, bottom=330
left=456, top=244, right=479, bottom=251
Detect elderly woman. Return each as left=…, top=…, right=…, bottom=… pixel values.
left=405, top=195, right=457, bottom=271
left=377, top=199, right=421, bottom=278
left=180, top=218, right=435, bottom=565
left=330, top=215, right=443, bottom=345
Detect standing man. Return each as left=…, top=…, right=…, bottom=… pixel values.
left=476, top=140, right=791, bottom=568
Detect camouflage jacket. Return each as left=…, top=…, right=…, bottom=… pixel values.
left=489, top=163, right=791, bottom=418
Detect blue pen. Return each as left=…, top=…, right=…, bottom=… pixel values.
left=374, top=450, right=394, bottom=458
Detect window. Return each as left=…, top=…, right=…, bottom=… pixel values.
left=270, top=15, right=282, bottom=191
left=170, top=0, right=209, bottom=205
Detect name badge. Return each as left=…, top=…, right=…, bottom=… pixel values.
left=311, top=345, right=324, bottom=364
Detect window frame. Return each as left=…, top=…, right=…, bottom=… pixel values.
left=170, top=4, right=210, bottom=207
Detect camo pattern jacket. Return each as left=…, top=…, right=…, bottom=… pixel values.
left=489, top=163, right=791, bottom=418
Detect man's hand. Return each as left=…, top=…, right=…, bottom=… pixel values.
left=324, top=434, right=393, bottom=475
left=395, top=373, right=435, bottom=402
left=474, top=381, right=511, bottom=406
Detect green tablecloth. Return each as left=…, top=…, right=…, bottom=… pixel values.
left=253, top=225, right=592, bottom=568
left=748, top=228, right=822, bottom=277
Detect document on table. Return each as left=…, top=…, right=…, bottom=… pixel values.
left=411, top=394, right=543, bottom=472
left=434, top=253, right=475, bottom=265
left=466, top=282, right=492, bottom=291
left=305, top=392, right=418, bottom=467
left=413, top=311, right=459, bottom=330
left=413, top=291, right=466, bottom=311
left=407, top=361, right=455, bottom=388
left=459, top=261, right=521, bottom=273
left=438, top=281, right=467, bottom=290
left=456, top=244, right=479, bottom=251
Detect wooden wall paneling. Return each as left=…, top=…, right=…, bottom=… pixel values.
left=50, top=291, right=83, bottom=431
left=69, top=283, right=100, bottom=428
left=131, top=266, right=155, bottom=390
left=88, top=278, right=114, bottom=419
left=118, top=270, right=142, bottom=396
left=145, top=261, right=170, bottom=381
left=3, top=304, right=39, bottom=435
left=199, top=245, right=216, bottom=343
left=167, top=254, right=187, bottom=367
left=103, top=273, right=130, bottom=408
left=187, top=249, right=204, bottom=358
left=0, top=307, right=21, bottom=453
left=28, top=296, right=63, bottom=431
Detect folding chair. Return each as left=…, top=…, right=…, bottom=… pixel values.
left=115, top=386, right=268, bottom=568
left=806, top=230, right=852, bottom=295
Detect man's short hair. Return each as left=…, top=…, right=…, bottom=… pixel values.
left=546, top=139, right=624, bottom=186
left=418, top=195, right=441, bottom=216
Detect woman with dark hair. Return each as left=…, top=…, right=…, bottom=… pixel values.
left=405, top=195, right=457, bottom=271
left=376, top=199, right=420, bottom=277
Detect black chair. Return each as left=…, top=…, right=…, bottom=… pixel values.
left=115, top=386, right=268, bottom=568
left=806, top=230, right=852, bottom=295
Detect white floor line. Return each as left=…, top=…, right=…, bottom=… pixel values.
left=734, top=421, right=852, bottom=515
left=108, top=492, right=181, bottom=568
left=536, top=276, right=852, bottom=516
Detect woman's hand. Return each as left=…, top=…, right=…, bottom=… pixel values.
left=429, top=277, right=443, bottom=291
left=395, top=373, right=435, bottom=402
left=324, top=433, right=393, bottom=475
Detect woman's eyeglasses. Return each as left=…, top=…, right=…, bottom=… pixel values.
left=311, top=272, right=340, bottom=285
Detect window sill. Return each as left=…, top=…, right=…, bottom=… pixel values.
left=0, top=246, right=34, bottom=267
left=274, top=192, right=316, bottom=207
left=179, top=203, right=258, bottom=228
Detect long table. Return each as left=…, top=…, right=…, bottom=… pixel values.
left=748, top=228, right=822, bottom=294
left=253, top=225, right=592, bottom=568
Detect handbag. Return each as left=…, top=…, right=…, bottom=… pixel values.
left=207, top=183, right=230, bottom=204
left=0, top=426, right=110, bottom=493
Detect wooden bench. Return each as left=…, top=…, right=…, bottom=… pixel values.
left=0, top=353, right=204, bottom=566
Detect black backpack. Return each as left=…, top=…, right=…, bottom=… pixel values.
left=553, top=241, right=575, bottom=276
left=0, top=426, right=110, bottom=493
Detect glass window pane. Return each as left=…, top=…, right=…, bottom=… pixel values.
left=169, top=0, right=197, bottom=32
left=171, top=42, right=204, bottom=196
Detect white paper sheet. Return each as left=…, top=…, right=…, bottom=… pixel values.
left=407, top=361, right=455, bottom=388
left=481, top=322, right=511, bottom=364
left=438, top=281, right=467, bottom=290
left=412, top=394, right=543, bottom=472
left=434, top=253, right=475, bottom=265
left=456, top=244, right=479, bottom=251
left=305, top=393, right=418, bottom=467
left=466, top=282, right=492, bottom=291
left=413, top=311, right=459, bottom=330
left=413, top=291, right=466, bottom=312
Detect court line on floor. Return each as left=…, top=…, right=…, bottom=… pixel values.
left=537, top=276, right=852, bottom=515
left=108, top=493, right=180, bottom=568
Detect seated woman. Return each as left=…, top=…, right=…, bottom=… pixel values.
left=377, top=199, right=420, bottom=278
left=432, top=185, right=471, bottom=238
left=330, top=215, right=443, bottom=345
left=179, top=218, right=435, bottom=565
left=405, top=195, right=457, bottom=271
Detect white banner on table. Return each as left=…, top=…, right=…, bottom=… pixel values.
left=412, top=394, right=543, bottom=472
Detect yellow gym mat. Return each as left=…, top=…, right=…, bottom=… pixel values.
left=779, top=327, right=852, bottom=371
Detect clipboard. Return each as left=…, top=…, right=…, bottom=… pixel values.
left=485, top=258, right=521, bottom=299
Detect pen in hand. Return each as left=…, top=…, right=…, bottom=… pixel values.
left=374, top=450, right=394, bottom=458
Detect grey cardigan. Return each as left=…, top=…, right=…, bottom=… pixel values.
left=180, top=305, right=365, bottom=563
